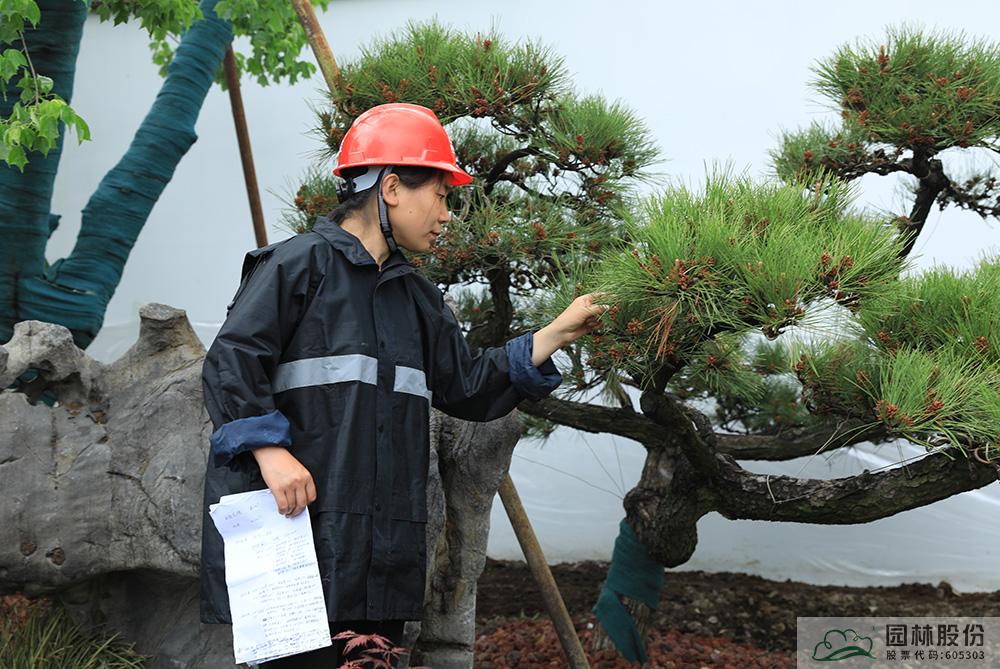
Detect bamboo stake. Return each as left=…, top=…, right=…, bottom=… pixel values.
left=222, top=47, right=268, bottom=249
left=289, top=0, right=340, bottom=92
left=498, top=475, right=591, bottom=669
left=287, top=5, right=589, bottom=666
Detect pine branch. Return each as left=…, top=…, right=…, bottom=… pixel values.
left=482, top=146, right=543, bottom=194
left=939, top=176, right=1000, bottom=219
left=825, top=148, right=910, bottom=179
left=711, top=446, right=998, bottom=523
left=898, top=150, right=949, bottom=258
left=713, top=420, right=887, bottom=460
left=518, top=395, right=662, bottom=445
left=639, top=390, right=720, bottom=479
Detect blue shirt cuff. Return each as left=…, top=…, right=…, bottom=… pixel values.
left=209, top=409, right=291, bottom=469
left=505, top=332, right=562, bottom=401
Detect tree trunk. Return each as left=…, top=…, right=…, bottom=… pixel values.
left=0, top=0, right=88, bottom=343
left=590, top=442, right=709, bottom=662
left=589, top=388, right=998, bottom=662
left=15, top=0, right=233, bottom=348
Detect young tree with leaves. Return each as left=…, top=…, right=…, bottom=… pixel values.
left=0, top=0, right=329, bottom=349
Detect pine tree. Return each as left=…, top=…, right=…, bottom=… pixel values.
left=771, top=25, right=1000, bottom=257
left=552, top=26, right=1000, bottom=661
left=284, top=20, right=657, bottom=360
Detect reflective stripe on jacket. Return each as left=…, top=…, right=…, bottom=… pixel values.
left=199, top=215, right=561, bottom=623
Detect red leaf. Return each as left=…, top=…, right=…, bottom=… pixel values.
left=344, top=633, right=381, bottom=653
left=336, top=661, right=364, bottom=669
left=332, top=629, right=360, bottom=641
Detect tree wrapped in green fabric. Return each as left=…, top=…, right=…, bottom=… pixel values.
left=546, top=23, right=1000, bottom=661
left=0, top=0, right=329, bottom=349
left=771, top=25, right=1000, bottom=257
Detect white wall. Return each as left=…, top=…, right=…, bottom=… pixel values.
left=47, top=1, right=1000, bottom=590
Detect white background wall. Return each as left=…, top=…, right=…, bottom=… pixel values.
left=46, top=1, right=1000, bottom=590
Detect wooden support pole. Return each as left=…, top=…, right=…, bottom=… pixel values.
left=222, top=47, right=268, bottom=249
left=498, top=474, right=591, bottom=669
left=289, top=0, right=340, bottom=93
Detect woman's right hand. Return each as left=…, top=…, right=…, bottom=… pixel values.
left=252, top=446, right=317, bottom=517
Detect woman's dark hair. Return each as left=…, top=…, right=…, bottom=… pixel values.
left=330, top=165, right=445, bottom=223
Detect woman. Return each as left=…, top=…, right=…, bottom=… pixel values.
left=199, top=103, right=607, bottom=667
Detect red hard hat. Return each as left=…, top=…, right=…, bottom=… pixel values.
left=333, top=103, right=473, bottom=186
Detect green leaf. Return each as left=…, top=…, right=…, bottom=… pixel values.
left=4, top=125, right=21, bottom=146
left=17, top=124, right=34, bottom=146
left=23, top=0, right=41, bottom=27
left=32, top=131, right=52, bottom=155
left=71, top=113, right=89, bottom=142
left=35, top=74, right=53, bottom=95
left=5, top=143, right=27, bottom=171
left=0, top=48, right=28, bottom=83
left=37, top=110, right=58, bottom=139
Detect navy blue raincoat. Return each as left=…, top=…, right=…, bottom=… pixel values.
left=199, top=215, right=561, bottom=623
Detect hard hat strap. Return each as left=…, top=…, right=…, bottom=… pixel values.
left=375, top=166, right=398, bottom=254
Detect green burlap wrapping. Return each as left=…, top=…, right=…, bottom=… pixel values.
left=0, top=1, right=87, bottom=344
left=1, top=0, right=232, bottom=348
left=592, top=518, right=664, bottom=663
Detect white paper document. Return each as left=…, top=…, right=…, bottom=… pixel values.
left=209, top=489, right=331, bottom=665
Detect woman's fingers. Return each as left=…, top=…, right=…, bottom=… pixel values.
left=272, top=487, right=290, bottom=516
left=254, top=447, right=318, bottom=518
left=290, top=483, right=309, bottom=518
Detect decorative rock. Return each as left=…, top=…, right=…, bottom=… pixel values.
left=0, top=320, right=89, bottom=389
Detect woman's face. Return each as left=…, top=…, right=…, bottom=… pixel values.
left=383, top=173, right=451, bottom=253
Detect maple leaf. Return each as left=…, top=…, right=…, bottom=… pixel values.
left=343, top=632, right=390, bottom=654
left=332, top=629, right=361, bottom=641
left=336, top=661, right=364, bottom=669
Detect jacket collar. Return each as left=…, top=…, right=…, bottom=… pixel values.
left=312, top=215, right=411, bottom=272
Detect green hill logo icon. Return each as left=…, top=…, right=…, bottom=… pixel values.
left=812, top=628, right=876, bottom=662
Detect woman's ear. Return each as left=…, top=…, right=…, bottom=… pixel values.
left=381, top=172, right=401, bottom=206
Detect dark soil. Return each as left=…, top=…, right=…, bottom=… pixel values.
left=473, top=558, right=1000, bottom=668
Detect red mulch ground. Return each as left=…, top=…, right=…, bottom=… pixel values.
left=471, top=558, right=1000, bottom=668
left=474, top=615, right=794, bottom=668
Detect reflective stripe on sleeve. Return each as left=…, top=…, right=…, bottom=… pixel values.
left=393, top=365, right=432, bottom=402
